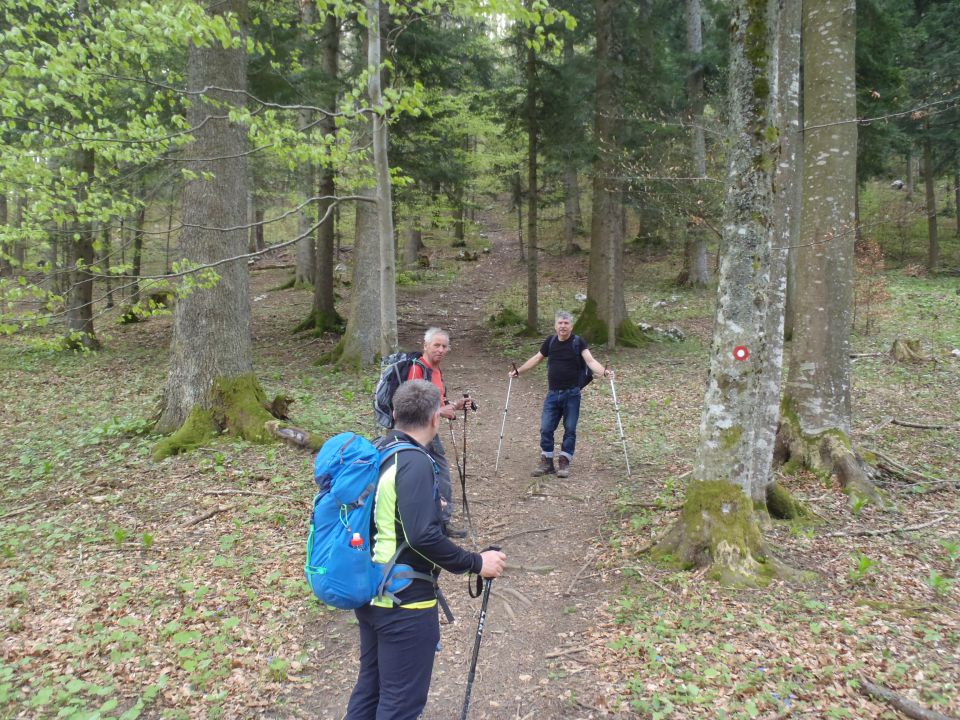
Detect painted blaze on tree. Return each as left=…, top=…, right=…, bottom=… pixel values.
left=652, top=0, right=803, bottom=586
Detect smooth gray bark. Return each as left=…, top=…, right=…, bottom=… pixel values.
left=923, top=131, right=939, bottom=273
left=294, top=0, right=317, bottom=288
left=778, top=0, right=802, bottom=341
left=367, top=0, right=397, bottom=355
left=526, top=2, right=539, bottom=334
left=694, top=0, right=782, bottom=500
left=339, top=188, right=381, bottom=366
left=784, top=0, right=857, bottom=436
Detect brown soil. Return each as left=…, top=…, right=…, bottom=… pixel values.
left=280, top=222, right=627, bottom=719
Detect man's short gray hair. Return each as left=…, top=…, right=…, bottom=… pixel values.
left=393, top=380, right=441, bottom=429
left=423, top=327, right=450, bottom=345
left=555, top=310, right=573, bottom=322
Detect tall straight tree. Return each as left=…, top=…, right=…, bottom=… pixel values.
left=678, top=0, right=711, bottom=288
left=367, top=0, right=398, bottom=355
left=576, top=0, right=643, bottom=348
left=154, top=0, right=277, bottom=458
left=525, top=0, right=540, bottom=334
left=778, top=0, right=878, bottom=502
left=653, top=0, right=800, bottom=585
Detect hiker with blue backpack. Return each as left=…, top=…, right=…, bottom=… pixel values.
left=509, top=310, right=612, bottom=478
left=343, top=380, right=506, bottom=720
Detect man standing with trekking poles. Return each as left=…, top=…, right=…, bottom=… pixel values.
left=344, top=380, right=506, bottom=720
left=509, top=310, right=612, bottom=478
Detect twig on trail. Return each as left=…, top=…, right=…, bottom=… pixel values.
left=504, top=564, right=555, bottom=575
left=620, top=500, right=683, bottom=511
left=492, top=526, right=554, bottom=544
left=890, top=418, right=959, bottom=430
left=529, top=491, right=586, bottom=502
left=181, top=504, right=235, bottom=528
left=564, top=551, right=598, bottom=597
left=545, top=644, right=593, bottom=659
left=850, top=352, right=886, bottom=359
left=857, top=676, right=959, bottom=720
left=0, top=502, right=40, bottom=521
left=203, top=489, right=304, bottom=504
left=620, top=566, right=681, bottom=596
left=825, top=514, right=949, bottom=538
left=865, top=417, right=894, bottom=434
left=495, top=586, right=533, bottom=607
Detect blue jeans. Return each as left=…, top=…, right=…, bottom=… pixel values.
left=345, top=604, right=440, bottom=720
left=539, top=387, right=581, bottom=459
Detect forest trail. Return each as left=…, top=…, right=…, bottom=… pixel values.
left=288, top=220, right=628, bottom=719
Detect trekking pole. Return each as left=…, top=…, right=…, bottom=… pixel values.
left=495, top=364, right=518, bottom=472
left=461, top=392, right=477, bottom=529
left=460, top=545, right=501, bottom=720
left=607, top=366, right=631, bottom=478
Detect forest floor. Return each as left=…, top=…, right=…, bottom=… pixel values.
left=1, top=207, right=960, bottom=720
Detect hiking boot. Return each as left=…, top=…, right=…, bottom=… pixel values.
left=443, top=522, right=469, bottom=539
left=556, top=456, right=570, bottom=478
left=531, top=455, right=555, bottom=477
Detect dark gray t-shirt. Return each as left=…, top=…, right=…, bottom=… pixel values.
left=540, top=335, right=586, bottom=391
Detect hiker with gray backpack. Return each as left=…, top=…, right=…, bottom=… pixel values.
left=373, top=327, right=474, bottom=538
left=509, top=310, right=612, bottom=478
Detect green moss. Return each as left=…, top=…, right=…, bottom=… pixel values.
left=293, top=308, right=344, bottom=336
left=765, top=481, right=809, bottom=520
left=213, top=374, right=275, bottom=444
left=152, top=406, right=216, bottom=461
left=271, top=275, right=296, bottom=292
left=720, top=426, right=743, bottom=451
left=489, top=306, right=525, bottom=328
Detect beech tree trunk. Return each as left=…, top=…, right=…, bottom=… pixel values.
left=654, top=0, right=799, bottom=587
left=561, top=33, right=582, bottom=255
left=155, top=0, right=275, bottom=455
left=294, top=0, right=318, bottom=289
left=367, top=0, right=397, bottom=355
left=779, top=0, right=802, bottom=343
left=679, top=0, right=710, bottom=288
left=330, top=187, right=381, bottom=367
left=0, top=193, right=8, bottom=276
left=65, top=146, right=100, bottom=350
left=779, top=0, right=879, bottom=503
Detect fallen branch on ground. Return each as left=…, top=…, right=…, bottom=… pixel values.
left=492, top=526, right=554, bottom=543
left=181, top=504, right=235, bottom=528
left=203, top=489, right=304, bottom=504
left=0, top=502, right=40, bottom=521
left=890, top=418, right=959, bottom=430
left=825, top=514, right=949, bottom=538
left=545, top=645, right=592, bottom=659
left=867, top=448, right=950, bottom=485
left=857, top=676, right=959, bottom=720
left=564, top=550, right=598, bottom=597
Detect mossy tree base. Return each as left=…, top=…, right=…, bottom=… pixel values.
left=651, top=480, right=804, bottom=587
left=764, top=480, right=810, bottom=520
left=265, top=420, right=325, bottom=451
left=293, top=308, right=345, bottom=336
left=271, top=276, right=297, bottom=292
left=573, top=298, right=648, bottom=348
left=776, top=402, right=884, bottom=508
left=152, top=374, right=282, bottom=460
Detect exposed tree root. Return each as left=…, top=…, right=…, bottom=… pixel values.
left=293, top=307, right=344, bottom=335
left=651, top=480, right=808, bottom=587
left=152, top=374, right=283, bottom=460
left=573, top=297, right=648, bottom=348
left=764, top=480, right=810, bottom=520
left=265, top=420, right=325, bottom=451
left=857, top=676, right=959, bottom=720
left=776, top=405, right=884, bottom=508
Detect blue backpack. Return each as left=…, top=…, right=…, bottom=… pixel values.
left=304, top=432, right=438, bottom=609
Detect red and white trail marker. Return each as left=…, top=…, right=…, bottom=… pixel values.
left=732, top=345, right=750, bottom=361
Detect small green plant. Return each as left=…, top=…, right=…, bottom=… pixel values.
left=851, top=495, right=870, bottom=516
left=112, top=527, right=129, bottom=546
left=141, top=532, right=154, bottom=550
left=267, top=657, right=289, bottom=682
left=940, top=540, right=959, bottom=565
left=926, top=570, right=955, bottom=596
left=848, top=552, right=879, bottom=582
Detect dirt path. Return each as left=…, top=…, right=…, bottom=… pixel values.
left=288, top=222, right=624, bottom=720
